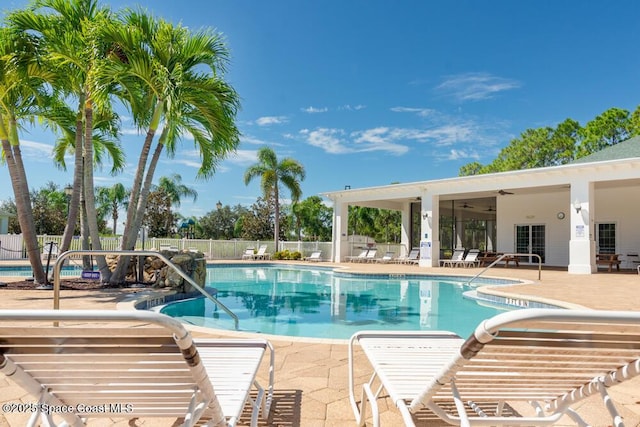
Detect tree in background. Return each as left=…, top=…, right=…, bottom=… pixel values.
left=374, top=209, right=401, bottom=243
left=95, top=183, right=129, bottom=235
left=459, top=106, right=640, bottom=176
left=143, top=188, right=176, bottom=238
left=577, top=107, right=639, bottom=157
left=292, top=196, right=333, bottom=241
left=244, top=146, right=305, bottom=251
left=239, top=197, right=288, bottom=241
left=199, top=203, right=248, bottom=240
left=156, top=173, right=198, bottom=234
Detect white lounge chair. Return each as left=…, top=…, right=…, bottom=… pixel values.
left=346, top=249, right=369, bottom=263
left=456, top=248, right=480, bottom=267
left=349, top=308, right=640, bottom=426
left=376, top=251, right=395, bottom=263
left=253, top=245, right=271, bottom=260
left=363, top=249, right=378, bottom=263
left=394, top=248, right=419, bottom=264
left=0, top=309, right=274, bottom=427
left=242, top=247, right=255, bottom=260
left=440, top=248, right=465, bottom=267
left=304, top=250, right=323, bottom=262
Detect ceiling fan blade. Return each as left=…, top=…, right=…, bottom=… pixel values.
left=498, top=190, right=514, bottom=195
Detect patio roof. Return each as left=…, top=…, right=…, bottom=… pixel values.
left=571, top=136, right=640, bottom=164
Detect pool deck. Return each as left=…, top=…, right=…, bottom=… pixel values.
left=1, top=260, right=640, bottom=426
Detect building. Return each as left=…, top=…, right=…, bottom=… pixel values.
left=322, top=137, right=640, bottom=274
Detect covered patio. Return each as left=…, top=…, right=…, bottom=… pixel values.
left=324, top=140, right=640, bottom=275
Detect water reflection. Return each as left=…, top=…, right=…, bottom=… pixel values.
left=162, top=266, right=503, bottom=339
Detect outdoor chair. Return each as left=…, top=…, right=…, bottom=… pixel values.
left=363, top=249, right=378, bottom=263
left=394, top=248, right=419, bottom=264
left=253, top=245, right=271, bottom=260
left=439, top=248, right=465, bottom=267
left=304, top=250, right=323, bottom=262
left=348, top=308, right=640, bottom=426
left=346, top=249, right=369, bottom=263
left=0, top=309, right=274, bottom=427
left=376, top=251, right=396, bottom=263
left=242, top=247, right=255, bottom=260
left=455, top=248, right=480, bottom=267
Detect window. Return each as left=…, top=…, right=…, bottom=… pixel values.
left=597, top=223, right=616, bottom=254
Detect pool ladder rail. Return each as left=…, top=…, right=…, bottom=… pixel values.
left=465, top=252, right=542, bottom=286
left=50, top=249, right=240, bottom=330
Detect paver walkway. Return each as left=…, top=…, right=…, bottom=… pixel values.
left=0, top=261, right=639, bottom=426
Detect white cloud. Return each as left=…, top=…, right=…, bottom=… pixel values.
left=390, top=107, right=435, bottom=117
left=19, top=140, right=54, bottom=161
left=300, top=128, right=350, bottom=154
left=436, top=72, right=521, bottom=101
left=301, top=106, right=329, bottom=114
left=446, top=149, right=480, bottom=161
left=240, top=135, right=269, bottom=145
left=339, top=104, right=366, bottom=111
left=255, top=116, right=288, bottom=126
left=226, top=149, right=259, bottom=165
left=351, top=128, right=409, bottom=155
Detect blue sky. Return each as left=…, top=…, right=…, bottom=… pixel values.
left=2, top=0, right=640, bottom=221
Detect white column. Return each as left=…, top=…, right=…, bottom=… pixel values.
left=332, top=201, right=349, bottom=263
left=568, top=180, right=596, bottom=274
left=419, top=193, right=439, bottom=267
left=400, top=202, right=411, bottom=257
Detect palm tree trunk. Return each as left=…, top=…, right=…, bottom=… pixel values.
left=111, top=106, right=164, bottom=285
left=274, top=183, right=280, bottom=252
left=83, top=100, right=110, bottom=282
left=1, top=116, right=46, bottom=284
left=60, top=102, right=84, bottom=253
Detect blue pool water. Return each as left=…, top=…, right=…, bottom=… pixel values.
left=160, top=265, right=513, bottom=339
left=0, top=265, right=85, bottom=278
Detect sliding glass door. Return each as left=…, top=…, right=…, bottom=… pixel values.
left=515, top=224, right=546, bottom=263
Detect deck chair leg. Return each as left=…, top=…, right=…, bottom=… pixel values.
left=450, top=380, right=471, bottom=427
left=182, top=388, right=210, bottom=427
left=597, top=380, right=625, bottom=427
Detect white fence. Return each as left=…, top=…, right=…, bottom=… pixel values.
left=0, top=235, right=404, bottom=262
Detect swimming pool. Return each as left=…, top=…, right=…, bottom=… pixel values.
left=0, top=265, right=84, bottom=278
left=160, top=265, right=515, bottom=339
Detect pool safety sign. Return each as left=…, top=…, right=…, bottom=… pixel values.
left=420, top=240, right=432, bottom=260
left=81, top=271, right=101, bottom=280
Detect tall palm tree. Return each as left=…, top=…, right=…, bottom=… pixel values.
left=10, top=0, right=119, bottom=281
left=101, top=11, right=240, bottom=284
left=244, top=146, right=306, bottom=251
left=95, top=183, right=129, bottom=235
left=0, top=26, right=50, bottom=284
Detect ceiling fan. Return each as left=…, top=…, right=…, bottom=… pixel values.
left=485, top=206, right=496, bottom=212
left=498, top=189, right=514, bottom=195
left=459, top=202, right=474, bottom=209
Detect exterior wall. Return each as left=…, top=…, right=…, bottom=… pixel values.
left=595, top=184, right=640, bottom=267
left=496, top=191, right=570, bottom=267
left=495, top=184, right=640, bottom=268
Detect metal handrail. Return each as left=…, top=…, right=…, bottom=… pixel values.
left=466, top=252, right=542, bottom=286
left=51, top=250, right=239, bottom=330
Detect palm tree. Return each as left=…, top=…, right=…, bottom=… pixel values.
left=0, top=27, right=50, bottom=284
left=10, top=0, right=119, bottom=282
left=244, top=146, right=306, bottom=251
left=102, top=11, right=240, bottom=284
left=95, top=183, right=129, bottom=235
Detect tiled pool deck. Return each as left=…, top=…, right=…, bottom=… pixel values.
left=1, top=260, right=639, bottom=426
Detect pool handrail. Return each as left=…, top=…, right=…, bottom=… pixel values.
left=465, top=252, right=542, bottom=286
left=51, top=250, right=239, bottom=330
